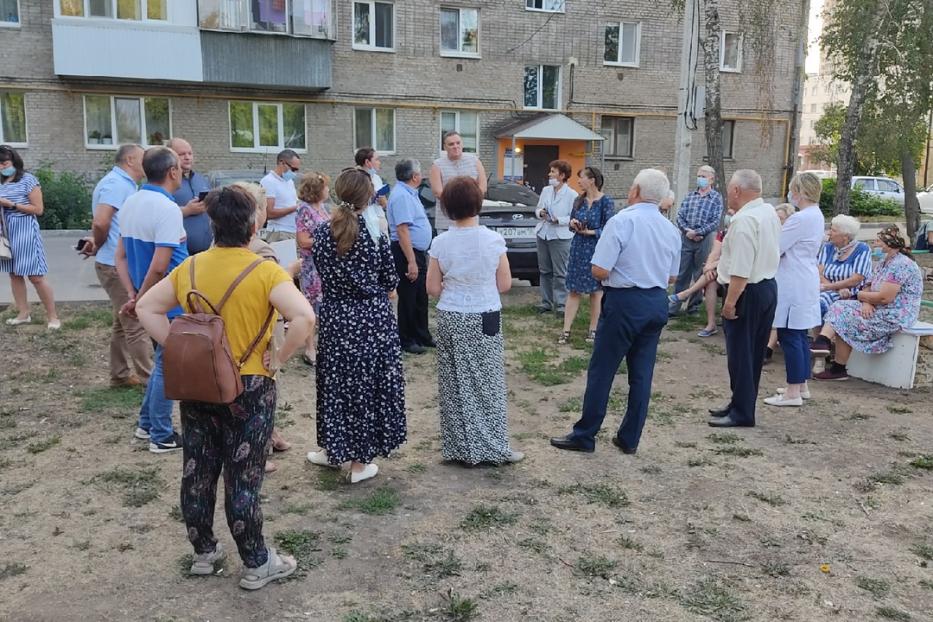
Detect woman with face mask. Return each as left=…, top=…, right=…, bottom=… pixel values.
left=534, top=159, right=577, bottom=315
left=0, top=144, right=60, bottom=329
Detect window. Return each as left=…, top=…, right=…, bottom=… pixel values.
left=810, top=103, right=817, bottom=113
left=58, top=0, right=166, bottom=20
left=354, top=108, right=395, bottom=153
left=525, top=0, right=564, bottom=12
left=196, top=0, right=334, bottom=38
left=0, top=0, right=19, bottom=26
left=83, top=95, right=170, bottom=149
left=721, top=120, right=735, bottom=159
left=0, top=92, right=27, bottom=145
left=228, top=101, right=305, bottom=152
left=600, top=116, right=634, bottom=158
left=353, top=1, right=393, bottom=51
left=720, top=32, right=742, bottom=72
left=440, top=7, right=478, bottom=57
left=603, top=22, right=640, bottom=66
left=876, top=179, right=901, bottom=193
left=854, top=178, right=874, bottom=190
left=439, top=110, right=479, bottom=154
left=523, top=65, right=560, bottom=110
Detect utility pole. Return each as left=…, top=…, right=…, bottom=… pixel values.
left=783, top=0, right=811, bottom=195
left=671, top=0, right=698, bottom=222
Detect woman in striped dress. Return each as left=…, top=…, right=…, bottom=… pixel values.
left=818, top=214, right=872, bottom=318
left=0, top=145, right=59, bottom=329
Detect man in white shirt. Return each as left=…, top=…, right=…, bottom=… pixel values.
left=260, top=149, right=301, bottom=243
left=355, top=147, right=389, bottom=240
left=709, top=169, right=781, bottom=428
left=535, top=160, right=577, bottom=314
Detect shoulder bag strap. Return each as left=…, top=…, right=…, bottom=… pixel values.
left=215, top=258, right=265, bottom=313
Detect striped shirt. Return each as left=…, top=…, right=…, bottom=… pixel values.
left=0, top=172, right=39, bottom=219
left=819, top=241, right=872, bottom=291
left=433, top=153, right=480, bottom=231
left=676, top=189, right=724, bottom=237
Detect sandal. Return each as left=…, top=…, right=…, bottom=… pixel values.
left=585, top=330, right=597, bottom=343
left=5, top=316, right=31, bottom=326
left=239, top=546, right=297, bottom=590
left=270, top=429, right=291, bottom=452
left=190, top=543, right=227, bottom=576
left=557, top=331, right=571, bottom=345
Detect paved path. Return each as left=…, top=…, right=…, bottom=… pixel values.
left=0, top=223, right=907, bottom=305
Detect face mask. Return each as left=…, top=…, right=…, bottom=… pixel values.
left=283, top=170, right=297, bottom=183
left=722, top=214, right=732, bottom=227
left=786, top=191, right=797, bottom=207
left=697, top=177, right=709, bottom=189
left=0, top=166, right=14, bottom=177
left=871, top=247, right=884, bottom=260
left=548, top=178, right=560, bottom=188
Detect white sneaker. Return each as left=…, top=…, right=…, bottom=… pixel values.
left=306, top=449, right=339, bottom=468
left=348, top=463, right=379, bottom=484
left=47, top=319, right=62, bottom=330
left=763, top=394, right=803, bottom=407
left=190, top=543, right=226, bottom=575
left=5, top=316, right=31, bottom=326
left=134, top=427, right=150, bottom=440
left=776, top=387, right=811, bottom=400
left=505, top=450, right=525, bottom=463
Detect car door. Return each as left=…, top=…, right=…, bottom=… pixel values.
left=875, top=179, right=904, bottom=205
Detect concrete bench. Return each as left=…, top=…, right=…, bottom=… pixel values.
left=845, top=321, right=933, bottom=389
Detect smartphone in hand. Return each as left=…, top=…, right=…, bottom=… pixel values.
left=198, top=191, right=209, bottom=201
left=75, top=239, right=88, bottom=251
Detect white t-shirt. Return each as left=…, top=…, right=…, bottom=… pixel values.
left=429, top=225, right=505, bottom=313
left=260, top=171, right=299, bottom=233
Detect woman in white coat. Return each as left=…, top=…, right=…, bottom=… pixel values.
left=764, top=173, right=826, bottom=407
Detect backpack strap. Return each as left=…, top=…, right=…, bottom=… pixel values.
left=237, top=306, right=276, bottom=369
left=215, top=258, right=266, bottom=313
left=186, top=256, right=206, bottom=314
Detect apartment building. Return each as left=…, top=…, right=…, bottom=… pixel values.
left=0, top=1, right=803, bottom=198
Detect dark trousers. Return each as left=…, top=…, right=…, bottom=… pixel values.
left=180, top=375, right=276, bottom=569
left=722, top=279, right=777, bottom=426
left=777, top=328, right=810, bottom=385
left=670, top=233, right=714, bottom=314
left=571, top=287, right=668, bottom=451
left=391, top=242, right=433, bottom=347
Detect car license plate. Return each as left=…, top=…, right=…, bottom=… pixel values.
left=495, top=227, right=534, bottom=239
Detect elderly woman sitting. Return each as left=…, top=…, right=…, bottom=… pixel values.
left=811, top=225, right=923, bottom=380
left=818, top=214, right=872, bottom=317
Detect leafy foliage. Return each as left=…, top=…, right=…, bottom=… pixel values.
left=818, top=179, right=901, bottom=217
left=34, top=166, right=93, bottom=230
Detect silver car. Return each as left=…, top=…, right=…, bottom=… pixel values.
left=850, top=176, right=904, bottom=206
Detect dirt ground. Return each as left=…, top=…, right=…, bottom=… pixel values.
left=1, top=278, right=932, bottom=622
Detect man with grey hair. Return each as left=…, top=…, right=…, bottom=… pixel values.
left=84, top=143, right=152, bottom=387
left=659, top=189, right=676, bottom=215
left=670, top=165, right=723, bottom=316
left=708, top=169, right=781, bottom=428
left=388, top=158, right=434, bottom=354
left=114, top=146, right=188, bottom=453
left=551, top=169, right=681, bottom=454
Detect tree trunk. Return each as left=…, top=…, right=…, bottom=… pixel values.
left=902, top=147, right=920, bottom=242
left=833, top=6, right=885, bottom=215
left=703, top=0, right=726, bottom=191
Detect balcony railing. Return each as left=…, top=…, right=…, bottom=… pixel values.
left=197, top=0, right=334, bottom=40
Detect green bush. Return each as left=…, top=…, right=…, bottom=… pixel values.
left=819, top=178, right=902, bottom=218
left=34, top=166, right=93, bottom=230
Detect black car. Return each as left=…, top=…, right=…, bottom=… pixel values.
left=417, top=179, right=541, bottom=285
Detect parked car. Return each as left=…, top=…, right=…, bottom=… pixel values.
left=918, top=184, right=933, bottom=215
left=417, top=179, right=542, bottom=285
left=206, top=169, right=266, bottom=188
left=851, top=176, right=905, bottom=206
left=801, top=169, right=836, bottom=180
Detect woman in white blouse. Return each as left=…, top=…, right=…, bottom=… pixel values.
left=764, top=173, right=825, bottom=407
left=534, top=160, right=577, bottom=314
left=426, top=176, right=523, bottom=466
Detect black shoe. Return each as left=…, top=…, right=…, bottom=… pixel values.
left=810, top=336, right=832, bottom=356
left=549, top=434, right=594, bottom=453
left=763, top=347, right=773, bottom=364
left=149, top=431, right=182, bottom=454
left=611, top=436, right=637, bottom=454
left=402, top=344, right=427, bottom=355
left=708, top=416, right=753, bottom=428
left=421, top=340, right=437, bottom=349
left=708, top=404, right=731, bottom=417
left=536, top=305, right=552, bottom=314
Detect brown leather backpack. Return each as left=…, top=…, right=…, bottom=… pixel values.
left=163, top=256, right=275, bottom=404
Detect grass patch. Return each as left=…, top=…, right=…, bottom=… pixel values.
left=783, top=434, right=816, bottom=445
left=339, top=487, right=400, bottom=516
left=441, top=592, right=479, bottom=622
left=168, top=505, right=184, bottom=522
left=707, top=433, right=741, bottom=444
left=93, top=466, right=163, bottom=507
left=281, top=502, right=314, bottom=515
left=855, top=576, right=890, bottom=598
left=911, top=543, right=933, bottom=561
left=762, top=561, right=790, bottom=577
left=688, top=456, right=715, bottom=468
left=460, top=504, right=518, bottom=531
left=681, top=577, right=748, bottom=621
left=575, top=554, right=617, bottom=579
left=273, top=529, right=322, bottom=577
left=909, top=454, right=933, bottom=470
left=313, top=469, right=344, bottom=492
left=405, top=462, right=427, bottom=474
left=886, top=405, right=913, bottom=414
left=714, top=445, right=764, bottom=458
left=876, top=607, right=912, bottom=621
left=746, top=491, right=786, bottom=507
left=558, top=396, right=582, bottom=412
left=0, top=562, right=27, bottom=580
left=26, top=435, right=61, bottom=454
left=402, top=544, right=463, bottom=579
left=77, top=386, right=144, bottom=414
left=63, top=308, right=112, bottom=331
left=518, top=537, right=550, bottom=556
left=868, top=469, right=905, bottom=486
left=617, top=535, right=643, bottom=551
left=558, top=482, right=629, bottom=508
left=666, top=313, right=707, bottom=333
left=674, top=441, right=697, bottom=448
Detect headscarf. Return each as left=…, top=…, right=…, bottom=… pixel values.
left=877, top=225, right=912, bottom=258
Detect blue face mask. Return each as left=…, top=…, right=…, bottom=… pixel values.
left=0, top=166, right=15, bottom=177
left=283, top=170, right=297, bottom=183
left=786, top=191, right=796, bottom=206
left=697, top=177, right=709, bottom=189
left=871, top=247, right=884, bottom=260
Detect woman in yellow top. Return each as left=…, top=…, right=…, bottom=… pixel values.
left=136, top=185, right=315, bottom=591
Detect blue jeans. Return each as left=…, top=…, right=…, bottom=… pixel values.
left=137, top=345, right=175, bottom=443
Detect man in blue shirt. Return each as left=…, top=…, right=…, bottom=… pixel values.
left=85, top=144, right=153, bottom=388
left=670, top=165, right=723, bottom=315
left=551, top=169, right=681, bottom=454
left=388, top=158, right=434, bottom=354
left=167, top=138, right=212, bottom=254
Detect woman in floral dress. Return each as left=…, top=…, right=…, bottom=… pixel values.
left=295, top=171, right=331, bottom=365
left=811, top=225, right=923, bottom=380
left=305, top=168, right=405, bottom=484
left=559, top=166, right=615, bottom=344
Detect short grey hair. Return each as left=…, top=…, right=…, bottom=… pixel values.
left=395, top=158, right=422, bottom=182
left=632, top=168, right=670, bottom=204
left=142, top=146, right=178, bottom=183
left=115, top=143, right=142, bottom=165
left=730, top=169, right=762, bottom=193
left=666, top=190, right=676, bottom=201
left=698, top=165, right=716, bottom=178
left=831, top=214, right=861, bottom=240
left=774, top=203, right=796, bottom=218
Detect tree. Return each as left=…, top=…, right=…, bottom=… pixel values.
left=701, top=0, right=726, bottom=190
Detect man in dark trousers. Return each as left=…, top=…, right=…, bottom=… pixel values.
left=708, top=169, right=781, bottom=428
left=550, top=169, right=681, bottom=454
left=387, top=158, right=434, bottom=354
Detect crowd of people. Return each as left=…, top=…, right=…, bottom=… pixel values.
left=0, top=136, right=928, bottom=590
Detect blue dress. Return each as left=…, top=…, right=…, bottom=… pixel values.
left=565, top=195, right=616, bottom=294
left=0, top=173, right=48, bottom=277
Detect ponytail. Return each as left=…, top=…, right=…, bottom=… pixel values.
left=331, top=168, right=374, bottom=256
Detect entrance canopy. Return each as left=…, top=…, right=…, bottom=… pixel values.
left=495, top=113, right=605, bottom=142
